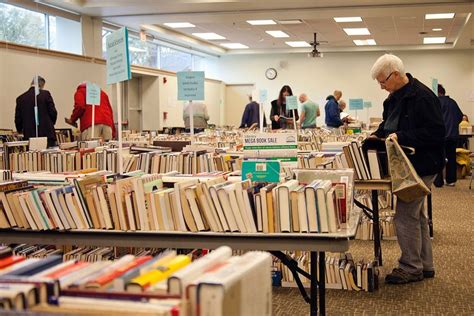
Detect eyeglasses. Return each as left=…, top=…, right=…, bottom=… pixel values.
left=378, top=72, right=394, bottom=85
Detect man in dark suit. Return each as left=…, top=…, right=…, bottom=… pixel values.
left=15, top=76, right=58, bottom=147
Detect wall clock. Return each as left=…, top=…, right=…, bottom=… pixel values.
left=265, top=68, right=277, bottom=80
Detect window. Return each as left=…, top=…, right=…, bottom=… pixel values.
left=160, top=46, right=192, bottom=72
left=0, top=3, right=47, bottom=48
left=0, top=3, right=82, bottom=54
left=128, top=36, right=158, bottom=68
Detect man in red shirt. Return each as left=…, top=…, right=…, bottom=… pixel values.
left=65, top=83, right=116, bottom=141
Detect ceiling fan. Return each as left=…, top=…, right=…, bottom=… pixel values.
left=308, top=32, right=327, bottom=58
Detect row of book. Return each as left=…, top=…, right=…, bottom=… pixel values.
left=0, top=169, right=351, bottom=234
left=277, top=252, right=379, bottom=292
left=355, top=211, right=396, bottom=240
left=0, top=168, right=351, bottom=233
left=0, top=245, right=272, bottom=315
left=0, top=170, right=12, bottom=182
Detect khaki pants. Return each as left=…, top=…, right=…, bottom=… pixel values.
left=81, top=124, right=112, bottom=141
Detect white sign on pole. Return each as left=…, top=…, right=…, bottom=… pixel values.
left=106, top=27, right=131, bottom=85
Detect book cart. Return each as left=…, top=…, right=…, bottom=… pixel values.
left=0, top=207, right=360, bottom=316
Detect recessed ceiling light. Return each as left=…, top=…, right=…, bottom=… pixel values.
left=247, top=20, right=276, bottom=25
left=423, top=37, right=446, bottom=44
left=343, top=28, right=371, bottom=35
left=432, top=28, right=443, bottom=31
left=220, top=43, right=249, bottom=49
left=266, top=30, right=290, bottom=38
left=163, top=22, right=195, bottom=28
left=192, top=32, right=226, bottom=40
left=285, top=41, right=311, bottom=47
left=277, top=19, right=303, bottom=25
left=425, top=13, right=455, bottom=20
left=334, top=17, right=363, bottom=23
left=353, top=39, right=377, bottom=46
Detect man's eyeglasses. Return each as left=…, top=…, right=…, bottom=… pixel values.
left=379, top=72, right=394, bottom=85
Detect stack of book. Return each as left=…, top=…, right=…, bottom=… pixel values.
left=355, top=210, right=396, bottom=240
left=0, top=245, right=272, bottom=315
left=278, top=251, right=379, bottom=292
left=0, top=170, right=352, bottom=234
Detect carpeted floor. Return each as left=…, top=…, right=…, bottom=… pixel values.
left=272, top=179, right=474, bottom=315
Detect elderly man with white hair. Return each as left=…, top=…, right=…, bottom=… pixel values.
left=370, top=54, right=445, bottom=284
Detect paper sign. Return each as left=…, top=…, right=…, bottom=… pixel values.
left=431, top=78, right=438, bottom=94
left=349, top=98, right=364, bottom=110
left=33, top=75, right=40, bottom=96
left=86, top=82, right=101, bottom=105
left=106, top=27, right=131, bottom=84
left=243, top=132, right=298, bottom=161
left=259, top=89, right=268, bottom=103
left=286, top=95, right=298, bottom=110
left=241, top=160, right=281, bottom=182
left=363, top=101, right=372, bottom=108
left=34, top=106, right=39, bottom=126
left=177, top=71, right=205, bottom=101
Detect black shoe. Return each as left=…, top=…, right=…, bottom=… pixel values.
left=433, top=182, right=443, bottom=188
left=423, top=270, right=435, bottom=278
left=385, top=268, right=424, bottom=284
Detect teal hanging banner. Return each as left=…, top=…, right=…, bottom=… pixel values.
left=106, top=27, right=131, bottom=84
left=349, top=98, right=364, bottom=110
left=242, top=160, right=281, bottom=182
left=286, top=95, right=298, bottom=110
left=177, top=71, right=205, bottom=101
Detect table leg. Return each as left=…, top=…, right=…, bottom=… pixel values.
left=372, top=189, right=382, bottom=266
left=310, top=251, right=318, bottom=316
left=318, top=251, right=326, bottom=315
left=427, top=192, right=433, bottom=238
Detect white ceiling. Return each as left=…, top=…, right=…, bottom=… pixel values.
left=42, top=0, right=473, bottom=55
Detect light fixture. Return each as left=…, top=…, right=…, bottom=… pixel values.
left=334, top=17, right=362, bottom=23
left=164, top=22, right=196, bottom=28
left=139, top=30, right=147, bottom=42
left=247, top=20, right=276, bottom=25
left=343, top=28, right=370, bottom=35
left=432, top=28, right=443, bottom=31
left=425, top=13, right=455, bottom=20
left=423, top=37, right=446, bottom=44
left=276, top=19, right=303, bottom=25
left=353, top=39, right=377, bottom=46
left=266, top=30, right=290, bottom=38
left=285, top=41, right=311, bottom=47
left=192, top=32, right=226, bottom=40
left=220, top=43, right=249, bottom=49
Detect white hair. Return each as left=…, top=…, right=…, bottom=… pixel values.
left=370, top=54, right=405, bottom=80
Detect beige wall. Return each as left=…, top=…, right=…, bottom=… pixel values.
left=219, top=49, right=474, bottom=126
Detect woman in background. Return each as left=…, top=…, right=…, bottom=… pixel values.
left=270, top=85, right=298, bottom=130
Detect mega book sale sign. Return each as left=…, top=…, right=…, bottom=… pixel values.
left=243, top=132, right=298, bottom=161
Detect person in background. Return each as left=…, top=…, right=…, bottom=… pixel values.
left=65, top=83, right=116, bottom=141
left=338, top=99, right=353, bottom=124
left=239, top=95, right=267, bottom=128
left=458, top=114, right=471, bottom=148
left=183, top=101, right=209, bottom=133
left=370, top=54, right=445, bottom=284
left=270, top=85, right=299, bottom=130
left=298, top=93, right=319, bottom=129
left=324, top=90, right=343, bottom=128
left=434, top=84, right=463, bottom=187
left=15, top=76, right=58, bottom=147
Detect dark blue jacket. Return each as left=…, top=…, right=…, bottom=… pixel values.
left=438, top=95, right=463, bottom=140
left=240, top=101, right=267, bottom=128
left=324, top=95, right=343, bottom=128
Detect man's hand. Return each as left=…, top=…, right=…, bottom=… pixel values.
left=64, top=117, right=77, bottom=128
left=387, top=133, right=398, bottom=141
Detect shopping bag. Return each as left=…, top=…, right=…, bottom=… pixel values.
left=386, top=138, right=430, bottom=202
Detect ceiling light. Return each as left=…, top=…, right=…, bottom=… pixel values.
left=353, top=39, right=377, bottom=46
left=285, top=41, right=311, bottom=47
left=343, top=28, right=370, bottom=35
left=192, top=32, right=226, bottom=40
left=220, top=43, right=249, bottom=49
left=423, top=37, right=446, bottom=44
left=432, top=28, right=443, bottom=31
left=277, top=19, right=303, bottom=25
left=425, top=13, right=455, bottom=19
left=247, top=20, right=276, bottom=25
left=334, top=17, right=362, bottom=23
left=164, top=22, right=196, bottom=28
left=266, top=30, right=289, bottom=38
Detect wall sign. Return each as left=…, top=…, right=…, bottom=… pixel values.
left=106, top=27, right=131, bottom=84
